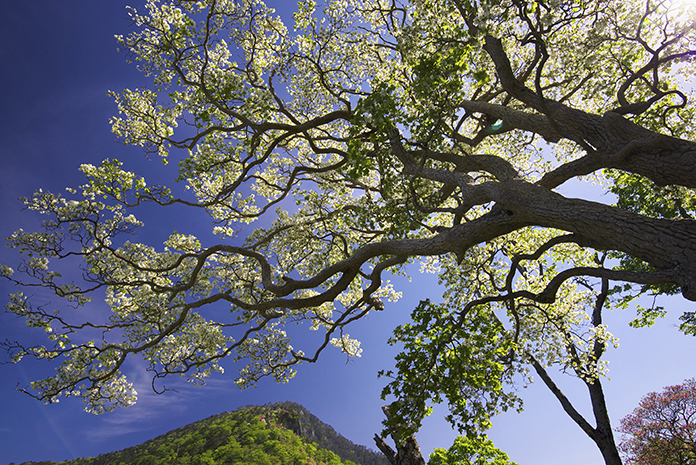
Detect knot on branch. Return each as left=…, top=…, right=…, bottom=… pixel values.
left=260, top=308, right=285, bottom=319
left=678, top=263, right=696, bottom=302
left=365, top=295, right=385, bottom=310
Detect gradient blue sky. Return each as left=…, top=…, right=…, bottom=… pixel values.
left=1, top=2, right=695, bottom=465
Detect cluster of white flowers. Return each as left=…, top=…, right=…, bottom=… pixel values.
left=330, top=334, right=363, bottom=357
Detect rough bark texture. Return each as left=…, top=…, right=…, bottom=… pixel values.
left=372, top=10, right=696, bottom=465
left=491, top=181, right=696, bottom=279
left=530, top=358, right=623, bottom=465
left=9, top=4, right=696, bottom=465
left=374, top=434, right=427, bottom=465
left=391, top=135, right=696, bottom=301
left=588, top=381, right=624, bottom=465
left=375, top=406, right=427, bottom=465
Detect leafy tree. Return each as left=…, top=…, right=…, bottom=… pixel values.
left=428, top=434, right=517, bottom=465
left=618, top=379, right=696, bottom=465
left=3, top=0, right=696, bottom=464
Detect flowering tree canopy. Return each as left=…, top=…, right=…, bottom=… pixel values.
left=618, top=379, right=696, bottom=465
left=2, top=0, right=696, bottom=464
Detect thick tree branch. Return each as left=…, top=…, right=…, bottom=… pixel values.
left=457, top=100, right=562, bottom=143
left=529, top=354, right=599, bottom=440
left=375, top=405, right=427, bottom=465
left=479, top=33, right=696, bottom=188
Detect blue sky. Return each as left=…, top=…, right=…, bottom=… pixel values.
left=1, top=2, right=695, bottom=465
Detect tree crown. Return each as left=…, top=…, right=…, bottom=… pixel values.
left=2, top=0, right=696, bottom=449
left=619, top=378, right=696, bottom=465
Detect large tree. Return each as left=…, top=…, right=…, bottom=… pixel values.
left=2, top=0, right=696, bottom=464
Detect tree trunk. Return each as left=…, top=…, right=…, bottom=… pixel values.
left=587, top=380, right=624, bottom=465
left=530, top=356, right=624, bottom=465
left=374, top=434, right=427, bottom=465
left=375, top=406, right=427, bottom=465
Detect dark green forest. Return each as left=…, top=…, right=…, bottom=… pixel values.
left=10, top=402, right=388, bottom=465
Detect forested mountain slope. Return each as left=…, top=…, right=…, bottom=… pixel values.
left=12, top=402, right=388, bottom=465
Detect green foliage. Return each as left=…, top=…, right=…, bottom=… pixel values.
left=380, top=300, right=520, bottom=439
left=628, top=304, right=668, bottom=329
left=678, top=311, right=696, bottom=336
left=608, top=171, right=696, bottom=220
left=428, top=434, right=518, bottom=465
left=4, top=0, right=696, bottom=463
left=18, top=403, right=386, bottom=465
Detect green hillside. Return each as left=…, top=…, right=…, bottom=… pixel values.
left=13, top=402, right=388, bottom=465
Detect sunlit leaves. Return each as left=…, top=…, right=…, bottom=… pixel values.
left=2, top=0, right=696, bottom=440
left=428, top=434, right=518, bottom=465
left=234, top=323, right=297, bottom=389
left=628, top=303, right=667, bottom=329
left=609, top=170, right=696, bottom=220
left=110, top=88, right=181, bottom=158
left=380, top=299, right=520, bottom=439
left=329, top=333, right=363, bottom=357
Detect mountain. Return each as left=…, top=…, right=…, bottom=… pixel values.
left=12, top=402, right=389, bottom=465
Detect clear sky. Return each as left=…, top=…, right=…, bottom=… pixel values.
left=1, top=2, right=695, bottom=465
